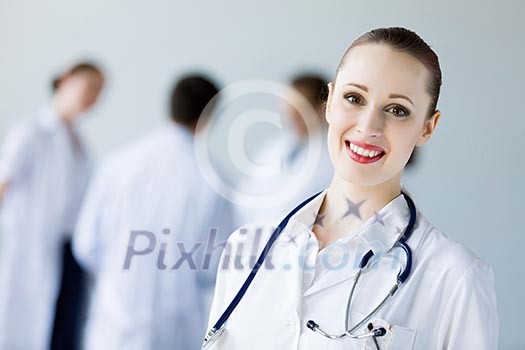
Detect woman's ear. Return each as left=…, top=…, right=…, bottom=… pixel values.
left=416, top=110, right=441, bottom=147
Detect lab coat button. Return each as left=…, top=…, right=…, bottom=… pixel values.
left=288, top=318, right=300, bottom=330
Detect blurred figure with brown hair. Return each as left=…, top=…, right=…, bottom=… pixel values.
left=234, top=73, right=334, bottom=227
left=0, top=61, right=105, bottom=349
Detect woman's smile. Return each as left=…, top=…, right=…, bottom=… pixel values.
left=345, top=139, right=386, bottom=164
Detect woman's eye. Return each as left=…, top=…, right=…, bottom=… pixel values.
left=386, top=105, right=409, bottom=117
left=345, top=94, right=363, bottom=105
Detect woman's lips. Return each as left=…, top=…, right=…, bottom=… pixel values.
left=345, top=140, right=385, bottom=164
left=348, top=139, right=386, bottom=152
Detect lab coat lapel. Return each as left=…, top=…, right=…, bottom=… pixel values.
left=302, top=239, right=360, bottom=298
left=272, top=220, right=310, bottom=313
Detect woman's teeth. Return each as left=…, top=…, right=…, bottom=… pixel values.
left=349, top=143, right=383, bottom=157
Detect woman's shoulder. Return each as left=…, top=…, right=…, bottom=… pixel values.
left=1, top=119, right=44, bottom=157
left=5, top=118, right=41, bottom=138
left=414, top=212, right=494, bottom=283
left=5, top=110, right=65, bottom=149
left=225, top=220, right=277, bottom=249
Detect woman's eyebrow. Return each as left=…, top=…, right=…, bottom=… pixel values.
left=389, top=93, right=414, bottom=107
left=344, top=83, right=415, bottom=107
left=345, top=83, right=368, bottom=92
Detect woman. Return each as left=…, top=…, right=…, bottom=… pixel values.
left=0, top=62, right=104, bottom=349
left=205, top=28, right=498, bottom=349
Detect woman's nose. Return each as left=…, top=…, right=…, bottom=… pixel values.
left=356, top=108, right=383, bottom=138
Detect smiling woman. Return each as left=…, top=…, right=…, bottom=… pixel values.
left=204, top=27, right=498, bottom=350
left=325, top=35, right=441, bottom=196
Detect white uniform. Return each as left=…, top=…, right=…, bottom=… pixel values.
left=207, top=189, right=499, bottom=349
left=73, top=140, right=146, bottom=275
left=74, top=122, right=234, bottom=350
left=0, top=106, right=90, bottom=349
left=234, top=130, right=333, bottom=227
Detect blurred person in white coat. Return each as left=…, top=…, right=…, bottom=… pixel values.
left=234, top=75, right=334, bottom=227
left=73, top=74, right=234, bottom=350
left=0, top=62, right=105, bottom=349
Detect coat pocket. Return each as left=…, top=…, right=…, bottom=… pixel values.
left=328, top=315, right=416, bottom=350
left=361, top=317, right=416, bottom=350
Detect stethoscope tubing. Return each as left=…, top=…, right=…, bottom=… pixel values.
left=204, top=191, right=416, bottom=348
left=308, top=192, right=416, bottom=340
left=211, top=191, right=322, bottom=332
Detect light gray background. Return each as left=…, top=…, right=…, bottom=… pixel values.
left=0, top=0, right=523, bottom=348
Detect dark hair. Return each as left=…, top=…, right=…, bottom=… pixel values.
left=169, top=74, right=220, bottom=128
left=52, top=61, right=104, bottom=92
left=291, top=74, right=328, bottom=107
left=336, top=27, right=442, bottom=118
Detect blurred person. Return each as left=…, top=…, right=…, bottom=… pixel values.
left=73, top=74, right=234, bottom=350
left=0, top=62, right=105, bottom=349
left=234, top=74, right=334, bottom=227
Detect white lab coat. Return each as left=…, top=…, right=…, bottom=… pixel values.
left=74, top=122, right=234, bottom=350
left=207, top=189, right=499, bottom=349
left=234, top=130, right=333, bottom=227
left=73, top=139, right=147, bottom=275
left=0, top=106, right=90, bottom=349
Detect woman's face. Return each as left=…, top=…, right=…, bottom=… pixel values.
left=326, top=44, right=440, bottom=187
left=58, top=71, right=104, bottom=117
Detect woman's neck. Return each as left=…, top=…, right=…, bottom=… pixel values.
left=313, top=172, right=403, bottom=250
left=52, top=96, right=76, bottom=127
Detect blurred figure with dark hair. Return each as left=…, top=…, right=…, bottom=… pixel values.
left=287, top=75, right=329, bottom=138
left=0, top=61, right=105, bottom=349
left=73, top=74, right=234, bottom=349
left=234, top=73, right=334, bottom=226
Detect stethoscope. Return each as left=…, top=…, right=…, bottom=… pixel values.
left=203, top=190, right=416, bottom=349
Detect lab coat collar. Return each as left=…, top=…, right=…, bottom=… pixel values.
left=354, top=190, right=411, bottom=255
left=166, top=121, right=194, bottom=144
left=287, top=187, right=413, bottom=256
left=37, top=104, right=67, bottom=131
left=282, top=188, right=413, bottom=297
